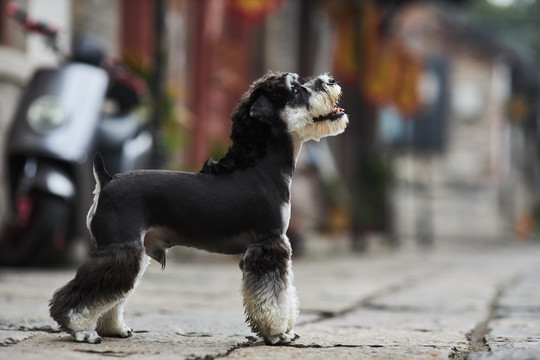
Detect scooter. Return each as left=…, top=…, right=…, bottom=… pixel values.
left=0, top=3, right=153, bottom=266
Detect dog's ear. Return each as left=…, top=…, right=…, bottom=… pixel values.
left=250, top=95, right=274, bottom=123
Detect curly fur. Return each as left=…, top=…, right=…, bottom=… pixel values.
left=201, top=72, right=293, bottom=175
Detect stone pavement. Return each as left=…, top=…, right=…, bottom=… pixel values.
left=1, top=240, right=540, bottom=359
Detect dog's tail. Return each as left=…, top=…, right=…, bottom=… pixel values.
left=86, top=153, right=112, bottom=238
left=93, top=152, right=112, bottom=188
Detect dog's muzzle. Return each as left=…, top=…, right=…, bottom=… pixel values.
left=313, top=107, right=345, bottom=122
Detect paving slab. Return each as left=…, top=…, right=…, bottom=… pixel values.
left=0, top=331, right=248, bottom=360
left=226, top=344, right=457, bottom=360
left=1, top=242, right=540, bottom=359
left=468, top=267, right=540, bottom=359
left=467, top=349, right=540, bottom=360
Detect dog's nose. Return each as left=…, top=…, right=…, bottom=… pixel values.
left=327, top=77, right=336, bottom=85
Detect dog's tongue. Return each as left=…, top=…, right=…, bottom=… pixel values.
left=332, top=108, right=344, bottom=114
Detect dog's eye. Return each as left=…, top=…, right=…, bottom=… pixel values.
left=292, top=86, right=300, bottom=95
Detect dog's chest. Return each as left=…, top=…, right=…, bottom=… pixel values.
left=281, top=201, right=291, bottom=233
left=280, top=176, right=292, bottom=232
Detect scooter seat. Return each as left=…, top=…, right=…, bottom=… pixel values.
left=98, top=113, right=141, bottom=149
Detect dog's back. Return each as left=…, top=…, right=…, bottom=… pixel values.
left=89, top=165, right=287, bottom=251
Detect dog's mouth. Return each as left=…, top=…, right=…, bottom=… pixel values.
left=313, top=108, right=345, bottom=122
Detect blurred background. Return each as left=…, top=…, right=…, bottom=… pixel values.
left=1, top=0, right=540, bottom=265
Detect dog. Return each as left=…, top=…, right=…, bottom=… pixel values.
left=49, top=71, right=348, bottom=345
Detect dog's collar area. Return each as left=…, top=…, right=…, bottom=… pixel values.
left=313, top=108, right=345, bottom=122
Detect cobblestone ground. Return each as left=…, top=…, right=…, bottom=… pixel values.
left=1, top=240, right=540, bottom=359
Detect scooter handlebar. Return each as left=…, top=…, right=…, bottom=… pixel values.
left=6, top=2, right=58, bottom=40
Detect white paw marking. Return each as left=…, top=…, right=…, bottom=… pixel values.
left=74, top=330, right=102, bottom=344
left=287, top=331, right=300, bottom=340
left=264, top=331, right=299, bottom=345
left=118, top=324, right=133, bottom=338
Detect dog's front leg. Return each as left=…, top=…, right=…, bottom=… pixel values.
left=240, top=236, right=299, bottom=345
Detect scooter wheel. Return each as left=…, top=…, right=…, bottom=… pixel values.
left=0, top=191, right=70, bottom=267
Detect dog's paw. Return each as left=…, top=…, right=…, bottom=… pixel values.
left=263, top=331, right=299, bottom=346
left=99, top=324, right=133, bottom=338
left=118, top=325, right=133, bottom=338
left=74, top=330, right=102, bottom=344
left=287, top=331, right=300, bottom=341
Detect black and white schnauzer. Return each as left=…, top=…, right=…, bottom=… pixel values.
left=49, top=71, right=348, bottom=345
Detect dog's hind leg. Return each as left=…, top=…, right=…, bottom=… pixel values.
left=97, top=251, right=149, bottom=338
left=96, top=299, right=132, bottom=338
left=49, top=243, right=147, bottom=343
left=240, top=235, right=300, bottom=345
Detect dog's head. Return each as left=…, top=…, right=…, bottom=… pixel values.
left=245, top=72, right=349, bottom=142
left=202, top=72, right=348, bottom=174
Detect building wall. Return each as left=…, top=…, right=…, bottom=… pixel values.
left=73, top=0, right=120, bottom=56
left=391, top=3, right=515, bottom=245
